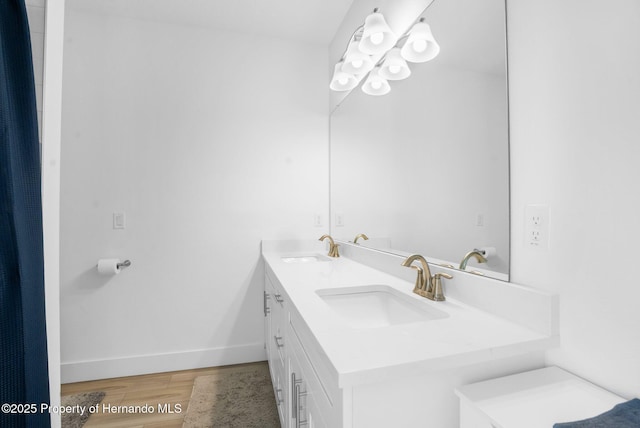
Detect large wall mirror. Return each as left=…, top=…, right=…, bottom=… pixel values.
left=330, top=0, right=510, bottom=280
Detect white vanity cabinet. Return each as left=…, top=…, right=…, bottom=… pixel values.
left=265, top=267, right=338, bottom=428
left=262, top=245, right=557, bottom=428
left=264, top=264, right=500, bottom=428
left=265, top=271, right=289, bottom=425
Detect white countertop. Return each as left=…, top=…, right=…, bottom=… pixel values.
left=262, top=244, right=558, bottom=388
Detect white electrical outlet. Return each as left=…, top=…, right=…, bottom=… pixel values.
left=525, top=205, right=549, bottom=249
left=314, top=214, right=323, bottom=227
left=335, top=213, right=344, bottom=227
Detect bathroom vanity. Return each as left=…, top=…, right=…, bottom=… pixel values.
left=262, top=240, right=558, bottom=427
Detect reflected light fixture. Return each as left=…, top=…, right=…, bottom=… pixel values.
left=401, top=18, right=441, bottom=63
left=359, top=9, right=398, bottom=55
left=342, top=40, right=375, bottom=74
left=379, top=47, right=411, bottom=80
left=330, top=61, right=358, bottom=91
left=329, top=7, right=440, bottom=96
left=362, top=67, right=390, bottom=96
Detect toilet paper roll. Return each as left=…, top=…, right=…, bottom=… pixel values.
left=97, top=258, right=122, bottom=275
left=478, top=247, right=497, bottom=259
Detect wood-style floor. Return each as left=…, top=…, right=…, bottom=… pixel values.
left=61, top=362, right=264, bottom=428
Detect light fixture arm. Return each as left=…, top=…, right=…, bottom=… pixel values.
left=337, top=25, right=365, bottom=62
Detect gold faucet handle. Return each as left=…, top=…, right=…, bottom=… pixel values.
left=409, top=265, right=426, bottom=293
left=431, top=273, right=453, bottom=301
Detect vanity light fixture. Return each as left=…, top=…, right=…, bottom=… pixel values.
left=401, top=18, right=440, bottom=63
left=358, top=9, right=398, bottom=55
left=330, top=9, right=440, bottom=96
left=379, top=47, right=411, bottom=80
left=342, top=40, right=375, bottom=74
left=330, top=60, right=359, bottom=91
left=362, top=67, right=391, bottom=96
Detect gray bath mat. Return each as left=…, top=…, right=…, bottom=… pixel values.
left=183, top=362, right=280, bottom=427
left=60, top=391, right=105, bottom=428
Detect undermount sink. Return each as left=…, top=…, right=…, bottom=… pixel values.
left=281, top=254, right=331, bottom=263
left=316, top=285, right=449, bottom=328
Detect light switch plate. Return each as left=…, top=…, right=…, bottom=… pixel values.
left=113, top=212, right=126, bottom=229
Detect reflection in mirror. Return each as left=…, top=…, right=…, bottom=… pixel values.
left=330, top=0, right=509, bottom=280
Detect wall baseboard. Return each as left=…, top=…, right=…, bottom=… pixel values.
left=61, top=342, right=267, bottom=383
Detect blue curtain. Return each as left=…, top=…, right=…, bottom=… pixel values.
left=0, top=0, right=51, bottom=427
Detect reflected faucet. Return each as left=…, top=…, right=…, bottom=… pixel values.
left=459, top=249, right=487, bottom=271
left=401, top=254, right=453, bottom=301
left=319, top=235, right=340, bottom=258
left=353, top=233, right=369, bottom=244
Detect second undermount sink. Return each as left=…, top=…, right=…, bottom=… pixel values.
left=316, top=285, right=449, bottom=328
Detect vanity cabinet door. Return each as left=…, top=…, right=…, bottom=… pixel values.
left=272, top=359, right=287, bottom=425
left=289, top=348, right=329, bottom=428
left=288, top=322, right=332, bottom=428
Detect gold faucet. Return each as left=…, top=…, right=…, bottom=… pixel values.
left=401, top=254, right=453, bottom=301
left=459, top=249, right=487, bottom=270
left=353, top=233, right=369, bottom=244
left=401, top=254, right=432, bottom=295
left=319, top=235, right=340, bottom=258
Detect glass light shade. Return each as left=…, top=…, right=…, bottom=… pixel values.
left=400, top=21, right=440, bottom=63
left=379, top=48, right=411, bottom=80
left=362, top=68, right=390, bottom=96
left=330, top=62, right=358, bottom=91
left=342, top=40, right=375, bottom=74
left=359, top=12, right=398, bottom=55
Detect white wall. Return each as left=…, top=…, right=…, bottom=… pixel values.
left=60, top=10, right=329, bottom=382
left=33, top=0, right=65, bottom=425
left=508, top=0, right=640, bottom=397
